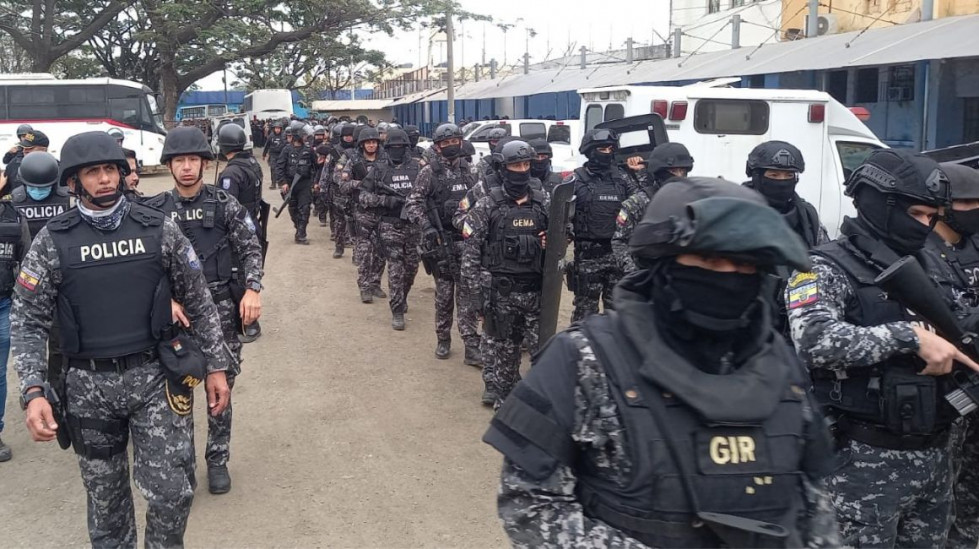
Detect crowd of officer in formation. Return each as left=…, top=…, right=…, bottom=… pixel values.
left=5, top=109, right=979, bottom=549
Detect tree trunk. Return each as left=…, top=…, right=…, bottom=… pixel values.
left=159, top=63, right=181, bottom=128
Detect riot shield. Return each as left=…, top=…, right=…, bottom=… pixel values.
left=539, top=180, right=575, bottom=345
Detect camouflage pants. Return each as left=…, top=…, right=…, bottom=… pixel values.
left=355, top=217, right=386, bottom=293
left=434, top=241, right=478, bottom=346
left=66, top=362, right=195, bottom=549
left=378, top=221, right=420, bottom=314
left=207, top=295, right=241, bottom=468
left=828, top=438, right=952, bottom=548
left=330, top=189, right=348, bottom=245
left=313, top=187, right=329, bottom=223
left=480, top=288, right=540, bottom=408
left=949, top=416, right=979, bottom=548
left=570, top=252, right=622, bottom=323
left=287, top=185, right=312, bottom=234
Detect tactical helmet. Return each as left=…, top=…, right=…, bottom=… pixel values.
left=17, top=151, right=59, bottom=188
left=646, top=142, right=694, bottom=175
left=352, top=125, right=366, bottom=142
left=376, top=122, right=390, bottom=133
left=487, top=127, right=508, bottom=143
left=272, top=120, right=285, bottom=129
left=58, top=131, right=130, bottom=187
left=941, top=162, right=979, bottom=201
left=303, top=124, right=315, bottom=138
left=528, top=138, right=553, bottom=157
left=314, top=125, right=327, bottom=136
left=745, top=141, right=805, bottom=176
left=341, top=124, right=356, bottom=138
left=405, top=125, right=420, bottom=139
left=579, top=128, right=618, bottom=155
left=844, top=149, right=949, bottom=207
left=15, top=124, right=33, bottom=139
left=433, top=123, right=463, bottom=144
left=218, top=123, right=248, bottom=154
left=288, top=121, right=305, bottom=133
left=283, top=126, right=295, bottom=138
left=385, top=128, right=410, bottom=147
left=630, top=177, right=811, bottom=271
left=160, top=126, right=215, bottom=163
left=358, top=127, right=381, bottom=146
left=499, top=140, right=534, bottom=166
left=388, top=123, right=401, bottom=130
left=106, top=127, right=125, bottom=143
left=461, top=140, right=476, bottom=159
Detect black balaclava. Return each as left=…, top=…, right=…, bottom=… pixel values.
left=440, top=142, right=461, bottom=160
left=855, top=186, right=935, bottom=255
left=408, top=134, right=420, bottom=148
left=586, top=148, right=614, bottom=171
left=502, top=167, right=530, bottom=199
left=752, top=172, right=798, bottom=213
left=944, top=207, right=979, bottom=237
left=387, top=146, right=407, bottom=165
left=530, top=156, right=551, bottom=179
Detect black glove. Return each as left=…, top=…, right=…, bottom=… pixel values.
left=383, top=195, right=404, bottom=209
left=352, top=161, right=368, bottom=181
left=423, top=228, right=441, bottom=247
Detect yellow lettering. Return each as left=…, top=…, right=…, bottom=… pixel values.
left=710, top=437, right=730, bottom=464
left=710, top=436, right=757, bottom=465
left=737, top=437, right=756, bottom=463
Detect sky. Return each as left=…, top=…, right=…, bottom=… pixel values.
left=197, top=0, right=670, bottom=90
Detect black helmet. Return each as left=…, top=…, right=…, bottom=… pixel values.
left=498, top=140, right=534, bottom=167
left=941, top=163, right=979, bottom=201
left=487, top=127, right=508, bottom=142
left=352, top=125, right=366, bottom=142
left=579, top=128, right=618, bottom=155
left=106, top=127, right=125, bottom=143
left=629, top=177, right=811, bottom=272
left=405, top=125, right=421, bottom=146
left=358, top=127, right=380, bottom=146
left=314, top=125, right=327, bottom=136
left=461, top=140, right=476, bottom=159
left=331, top=123, right=345, bottom=138
left=283, top=126, right=295, bottom=137
left=218, top=124, right=248, bottom=154
left=433, top=123, right=463, bottom=144
left=160, top=126, right=215, bottom=163
left=272, top=120, right=285, bottom=129
left=376, top=122, right=390, bottom=133
left=385, top=128, right=410, bottom=147
left=646, top=142, right=694, bottom=175
left=745, top=141, right=805, bottom=176
left=17, top=151, right=60, bottom=188
left=528, top=138, right=553, bottom=157
left=58, top=131, right=130, bottom=187
left=15, top=124, right=33, bottom=139
left=844, top=149, right=949, bottom=207
left=288, top=121, right=305, bottom=134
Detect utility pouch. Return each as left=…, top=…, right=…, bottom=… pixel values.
left=882, top=369, right=937, bottom=435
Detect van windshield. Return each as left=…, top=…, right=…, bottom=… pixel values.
left=547, top=125, right=571, bottom=144
left=836, top=141, right=882, bottom=180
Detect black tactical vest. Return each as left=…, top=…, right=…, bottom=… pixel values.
left=267, top=134, right=285, bottom=156
left=218, top=155, right=261, bottom=214
left=147, top=187, right=232, bottom=285
left=0, top=204, right=24, bottom=298
left=572, top=167, right=629, bottom=241
left=375, top=159, right=420, bottom=219
left=944, top=237, right=979, bottom=292
left=480, top=188, right=547, bottom=277
left=11, top=185, right=71, bottom=239
left=812, top=238, right=958, bottom=435
left=49, top=205, right=169, bottom=359
left=576, top=313, right=808, bottom=548
left=433, top=161, right=475, bottom=233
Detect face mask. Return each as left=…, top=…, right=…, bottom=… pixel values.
left=753, top=175, right=798, bottom=211
left=26, top=185, right=52, bottom=201
left=944, top=208, right=979, bottom=237
left=387, top=147, right=407, bottom=164
left=530, top=158, right=551, bottom=179
left=440, top=144, right=461, bottom=159
left=666, top=262, right=762, bottom=330
left=409, top=136, right=420, bottom=147
left=587, top=150, right=614, bottom=170
left=77, top=195, right=129, bottom=231
left=856, top=187, right=934, bottom=255
left=503, top=169, right=530, bottom=198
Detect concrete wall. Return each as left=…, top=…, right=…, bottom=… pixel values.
left=782, top=0, right=979, bottom=35
left=673, top=0, right=785, bottom=53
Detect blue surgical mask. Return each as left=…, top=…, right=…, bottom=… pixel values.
left=26, top=186, right=52, bottom=201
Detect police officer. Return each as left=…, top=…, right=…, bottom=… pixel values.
left=359, top=129, right=421, bottom=330
left=12, top=131, right=233, bottom=546
left=788, top=149, right=978, bottom=547
left=107, top=127, right=125, bottom=148
left=3, top=130, right=50, bottom=195
left=527, top=138, right=564, bottom=195
left=263, top=119, right=286, bottom=189
left=12, top=151, right=71, bottom=240
left=2, top=123, right=32, bottom=165
left=405, top=123, right=479, bottom=362
left=484, top=177, right=840, bottom=548
left=475, top=127, right=508, bottom=176
left=566, top=128, right=636, bottom=322
left=462, top=140, right=547, bottom=407
left=342, top=127, right=387, bottom=301
left=612, top=142, right=694, bottom=275
left=326, top=123, right=356, bottom=257
left=146, top=126, right=263, bottom=495
left=216, top=124, right=264, bottom=224
left=277, top=122, right=316, bottom=244
left=405, top=125, right=425, bottom=162
left=744, top=141, right=829, bottom=248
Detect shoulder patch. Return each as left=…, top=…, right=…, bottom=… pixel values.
left=787, top=271, right=819, bottom=310
left=222, top=177, right=231, bottom=190
left=186, top=246, right=201, bottom=271
left=16, top=267, right=40, bottom=292
left=462, top=221, right=474, bottom=239
left=616, top=209, right=629, bottom=226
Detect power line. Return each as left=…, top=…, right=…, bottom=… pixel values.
left=678, top=20, right=731, bottom=67
left=744, top=2, right=809, bottom=60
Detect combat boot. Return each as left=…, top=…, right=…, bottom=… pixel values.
left=392, top=312, right=406, bottom=331
left=360, top=290, right=373, bottom=304
left=0, top=437, right=11, bottom=462
left=332, top=244, right=343, bottom=259
left=464, top=344, right=482, bottom=367
left=435, top=338, right=451, bottom=359
left=372, top=286, right=387, bottom=298
left=481, top=390, right=497, bottom=407
left=295, top=231, right=309, bottom=245
left=208, top=465, right=231, bottom=494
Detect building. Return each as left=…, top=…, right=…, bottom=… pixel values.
left=671, top=0, right=786, bottom=53
left=782, top=0, right=979, bottom=36
left=309, top=99, right=394, bottom=124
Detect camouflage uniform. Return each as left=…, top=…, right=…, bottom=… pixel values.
left=611, top=187, right=653, bottom=275
left=788, top=252, right=955, bottom=548
left=325, top=148, right=350, bottom=250
left=404, top=157, right=479, bottom=351
left=341, top=154, right=386, bottom=294
left=12, top=201, right=234, bottom=548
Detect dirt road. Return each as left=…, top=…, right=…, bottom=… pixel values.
left=0, top=162, right=576, bottom=548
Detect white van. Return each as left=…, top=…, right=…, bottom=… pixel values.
left=572, top=84, right=886, bottom=236
left=210, top=114, right=253, bottom=155
left=467, top=119, right=579, bottom=161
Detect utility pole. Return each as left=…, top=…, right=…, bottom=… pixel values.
left=446, top=10, right=455, bottom=124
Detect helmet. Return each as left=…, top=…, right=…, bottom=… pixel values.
left=385, top=128, right=410, bottom=147
left=487, top=127, right=508, bottom=143
left=579, top=128, right=618, bottom=155
left=405, top=125, right=420, bottom=139
left=745, top=141, right=805, bottom=176
left=283, top=127, right=295, bottom=137
left=433, top=123, right=463, bottom=144
left=630, top=177, right=811, bottom=272
left=352, top=125, right=366, bottom=142
left=17, top=151, right=60, bottom=188
left=498, top=140, right=534, bottom=167
left=388, top=123, right=401, bottom=130
left=288, top=121, right=305, bottom=133
left=941, top=162, right=979, bottom=201
left=358, top=127, right=380, bottom=146
left=303, top=124, right=315, bottom=138
left=58, top=131, right=130, bottom=187
left=646, top=142, right=694, bottom=175
left=376, top=122, right=390, bottom=133
left=15, top=124, right=33, bottom=139
left=314, top=125, right=327, bottom=136
left=160, top=126, right=215, bottom=163
left=106, top=127, right=125, bottom=143
left=844, top=149, right=949, bottom=207
left=528, top=138, right=553, bottom=157
left=272, top=120, right=285, bottom=129
left=218, top=123, right=248, bottom=154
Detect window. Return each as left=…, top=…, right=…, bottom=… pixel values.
left=604, top=103, right=625, bottom=122
left=855, top=68, right=879, bottom=103
left=886, top=65, right=915, bottom=102
left=732, top=0, right=745, bottom=6
left=693, top=99, right=769, bottom=135
left=828, top=70, right=848, bottom=103
left=469, top=124, right=509, bottom=142
left=584, top=105, right=604, bottom=132
left=518, top=122, right=546, bottom=140
left=965, top=98, right=979, bottom=143
left=836, top=141, right=881, bottom=180
left=748, top=74, right=766, bottom=89
left=243, top=96, right=253, bottom=112
left=708, top=0, right=721, bottom=13
left=547, top=124, right=571, bottom=144
left=0, top=87, right=6, bottom=119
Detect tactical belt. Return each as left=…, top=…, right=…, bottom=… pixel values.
left=837, top=417, right=949, bottom=451
left=67, top=348, right=159, bottom=373
left=492, top=276, right=542, bottom=293
left=576, top=239, right=614, bottom=259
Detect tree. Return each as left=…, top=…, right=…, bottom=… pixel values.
left=0, top=32, right=31, bottom=72
left=0, top=0, right=132, bottom=71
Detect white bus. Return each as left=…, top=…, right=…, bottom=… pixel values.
left=177, top=104, right=228, bottom=121
left=0, top=74, right=167, bottom=170
left=243, top=89, right=293, bottom=122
